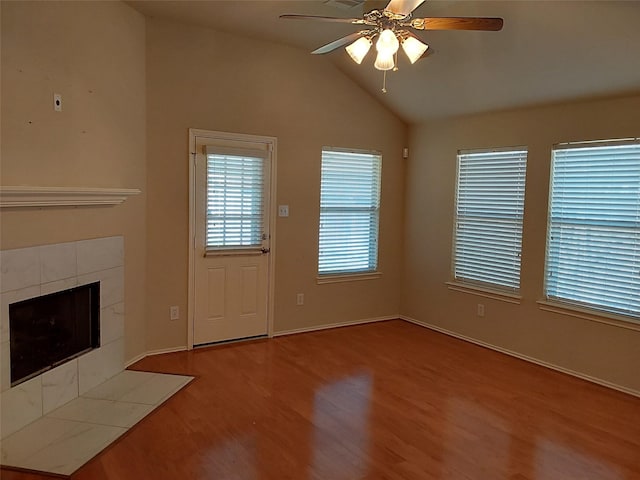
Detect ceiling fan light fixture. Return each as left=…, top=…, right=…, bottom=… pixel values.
left=401, top=36, right=428, bottom=64
left=345, top=36, right=372, bottom=64
left=375, top=28, right=399, bottom=56
left=374, top=51, right=395, bottom=71
left=281, top=1, right=504, bottom=93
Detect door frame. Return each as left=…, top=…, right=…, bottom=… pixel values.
left=187, top=128, right=277, bottom=349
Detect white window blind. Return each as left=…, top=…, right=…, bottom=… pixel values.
left=546, top=140, right=640, bottom=319
left=318, top=148, right=381, bottom=275
left=454, top=148, right=527, bottom=291
left=205, top=146, right=266, bottom=249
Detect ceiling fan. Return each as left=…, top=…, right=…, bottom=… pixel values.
left=281, top=0, right=503, bottom=90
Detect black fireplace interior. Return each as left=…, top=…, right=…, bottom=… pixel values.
left=9, top=282, right=100, bottom=387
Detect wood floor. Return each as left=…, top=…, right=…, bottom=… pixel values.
left=3, top=320, right=639, bottom=480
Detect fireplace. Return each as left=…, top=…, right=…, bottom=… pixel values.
left=9, top=282, right=101, bottom=387
left=1, top=236, right=125, bottom=439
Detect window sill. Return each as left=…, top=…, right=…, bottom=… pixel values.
left=445, top=281, right=522, bottom=304
left=317, top=271, right=382, bottom=284
left=537, top=300, right=640, bottom=332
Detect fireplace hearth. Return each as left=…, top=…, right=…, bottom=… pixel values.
left=1, top=236, right=125, bottom=439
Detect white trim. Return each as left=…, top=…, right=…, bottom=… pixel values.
left=273, top=315, right=397, bottom=337
left=267, top=141, right=278, bottom=340
left=445, top=281, right=522, bottom=304
left=322, top=145, right=381, bottom=156
left=124, top=314, right=638, bottom=398
left=124, top=315, right=394, bottom=365
left=125, top=352, right=147, bottom=368
left=204, top=144, right=270, bottom=158
left=537, top=300, right=640, bottom=332
left=400, top=315, right=640, bottom=399
left=187, top=129, right=277, bottom=348
left=0, top=186, right=140, bottom=208
left=458, top=145, right=527, bottom=155
left=188, top=133, right=197, bottom=350
left=316, top=271, right=382, bottom=284
left=205, top=247, right=263, bottom=257
left=125, top=346, right=188, bottom=368
left=554, top=137, right=639, bottom=149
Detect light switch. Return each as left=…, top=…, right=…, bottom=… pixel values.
left=278, top=205, right=289, bottom=217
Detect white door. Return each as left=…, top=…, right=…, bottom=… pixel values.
left=191, top=131, right=274, bottom=345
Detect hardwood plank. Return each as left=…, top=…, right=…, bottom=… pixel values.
left=2, top=320, right=639, bottom=479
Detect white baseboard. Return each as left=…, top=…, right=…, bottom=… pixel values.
left=400, top=315, right=640, bottom=399
left=123, top=317, right=398, bottom=366
left=273, top=315, right=397, bottom=337
left=123, top=316, right=638, bottom=399
left=125, top=346, right=188, bottom=368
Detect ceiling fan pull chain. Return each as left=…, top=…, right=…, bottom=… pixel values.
left=382, top=70, right=387, bottom=93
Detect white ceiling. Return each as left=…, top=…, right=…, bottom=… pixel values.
left=129, top=0, right=640, bottom=124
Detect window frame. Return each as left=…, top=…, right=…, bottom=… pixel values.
left=317, top=146, right=382, bottom=280
left=451, top=146, right=528, bottom=296
left=543, top=137, right=640, bottom=322
left=203, top=145, right=270, bottom=255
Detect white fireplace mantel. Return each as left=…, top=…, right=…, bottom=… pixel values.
left=0, top=186, right=141, bottom=208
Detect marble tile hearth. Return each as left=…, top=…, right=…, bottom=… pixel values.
left=1, top=369, right=193, bottom=475
left=1, top=236, right=127, bottom=437
left=1, top=236, right=193, bottom=475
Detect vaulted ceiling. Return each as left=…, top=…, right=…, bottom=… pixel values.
left=129, top=0, right=640, bottom=124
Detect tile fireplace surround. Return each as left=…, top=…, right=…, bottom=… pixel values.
left=0, top=236, right=125, bottom=439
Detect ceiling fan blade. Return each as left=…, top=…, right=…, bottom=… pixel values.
left=312, top=31, right=365, bottom=55
left=410, top=17, right=504, bottom=31
left=385, top=0, right=426, bottom=16
left=280, top=14, right=365, bottom=25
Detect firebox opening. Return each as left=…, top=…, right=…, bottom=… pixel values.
left=9, top=281, right=100, bottom=387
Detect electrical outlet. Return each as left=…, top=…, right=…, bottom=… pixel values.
left=477, top=303, right=485, bottom=317
left=278, top=205, right=289, bottom=217
left=296, top=293, right=304, bottom=306
left=170, top=305, right=179, bottom=320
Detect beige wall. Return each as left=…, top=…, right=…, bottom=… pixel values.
left=6, top=2, right=635, bottom=396
left=0, top=1, right=147, bottom=362
left=402, top=94, right=640, bottom=393
left=145, top=19, right=407, bottom=350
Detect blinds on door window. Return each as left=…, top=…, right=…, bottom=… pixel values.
left=205, top=146, right=267, bottom=249
left=318, top=148, right=382, bottom=275
left=546, top=140, right=640, bottom=318
left=454, top=148, right=528, bottom=291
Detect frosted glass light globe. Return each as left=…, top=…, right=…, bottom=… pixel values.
left=346, top=36, right=372, bottom=64
left=375, top=29, right=399, bottom=56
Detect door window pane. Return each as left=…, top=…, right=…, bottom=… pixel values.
left=206, top=153, right=264, bottom=248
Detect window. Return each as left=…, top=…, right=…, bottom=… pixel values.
left=205, top=146, right=267, bottom=249
left=318, top=148, right=382, bottom=275
left=545, top=139, right=640, bottom=319
left=453, top=148, right=528, bottom=291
